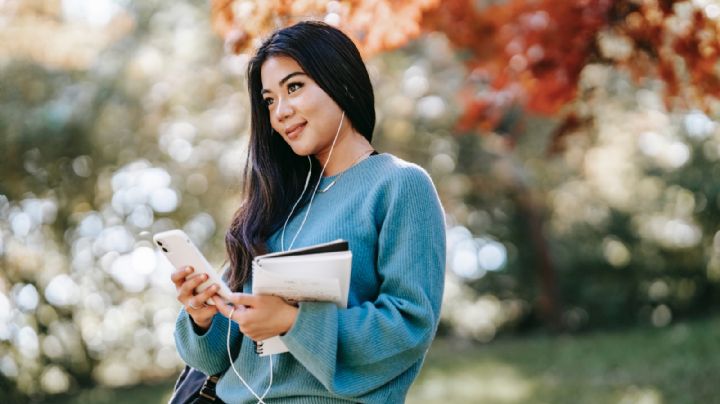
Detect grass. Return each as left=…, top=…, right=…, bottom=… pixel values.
left=408, top=317, right=720, bottom=404
left=45, top=316, right=720, bottom=404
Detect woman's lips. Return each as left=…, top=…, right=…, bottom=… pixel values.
left=286, top=123, right=306, bottom=140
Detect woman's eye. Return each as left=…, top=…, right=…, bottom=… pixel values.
left=288, top=82, right=303, bottom=93
left=263, top=98, right=274, bottom=106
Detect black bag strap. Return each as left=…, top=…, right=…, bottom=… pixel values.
left=169, top=366, right=224, bottom=404
left=194, top=375, right=221, bottom=403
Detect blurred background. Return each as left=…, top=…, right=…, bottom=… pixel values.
left=2, top=0, right=720, bottom=402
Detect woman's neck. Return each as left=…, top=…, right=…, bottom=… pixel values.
left=315, top=130, right=374, bottom=177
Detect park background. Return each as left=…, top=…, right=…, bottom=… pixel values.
left=2, top=0, right=720, bottom=402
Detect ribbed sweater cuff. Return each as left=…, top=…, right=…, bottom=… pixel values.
left=280, top=302, right=338, bottom=379
left=175, top=310, right=238, bottom=374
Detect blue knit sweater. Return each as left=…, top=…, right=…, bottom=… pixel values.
left=175, top=153, right=446, bottom=403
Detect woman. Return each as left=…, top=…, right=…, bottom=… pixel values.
left=171, top=21, right=446, bottom=403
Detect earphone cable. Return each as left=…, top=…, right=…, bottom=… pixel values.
left=227, top=306, right=272, bottom=404
left=233, top=111, right=345, bottom=401
left=280, top=155, right=313, bottom=252
left=282, top=111, right=345, bottom=251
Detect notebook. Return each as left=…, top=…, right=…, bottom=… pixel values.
left=251, top=239, right=352, bottom=356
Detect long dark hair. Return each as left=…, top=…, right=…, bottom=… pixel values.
left=224, top=21, right=375, bottom=290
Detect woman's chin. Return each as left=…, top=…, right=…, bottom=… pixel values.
left=289, top=144, right=315, bottom=157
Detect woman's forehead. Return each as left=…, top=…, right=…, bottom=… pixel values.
left=260, top=56, right=306, bottom=85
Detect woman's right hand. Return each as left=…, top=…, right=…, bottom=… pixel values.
left=171, top=266, right=219, bottom=330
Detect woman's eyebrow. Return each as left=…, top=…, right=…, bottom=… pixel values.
left=261, top=72, right=307, bottom=95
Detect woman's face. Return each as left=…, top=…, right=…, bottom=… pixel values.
left=260, top=56, right=345, bottom=157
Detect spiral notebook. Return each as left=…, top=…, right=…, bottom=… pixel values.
left=251, top=239, right=352, bottom=356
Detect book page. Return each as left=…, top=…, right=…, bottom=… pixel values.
left=252, top=267, right=342, bottom=305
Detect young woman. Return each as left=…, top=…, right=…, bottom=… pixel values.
left=171, top=21, right=446, bottom=403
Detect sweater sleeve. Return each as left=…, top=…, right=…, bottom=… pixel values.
left=174, top=309, right=242, bottom=376
left=280, top=166, right=446, bottom=397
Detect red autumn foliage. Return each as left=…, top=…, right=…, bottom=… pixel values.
left=210, top=0, right=720, bottom=147
left=424, top=0, right=612, bottom=134
left=210, top=0, right=440, bottom=57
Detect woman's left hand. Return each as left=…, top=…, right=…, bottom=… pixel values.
left=212, top=293, right=298, bottom=341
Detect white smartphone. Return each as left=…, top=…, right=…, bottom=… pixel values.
left=153, top=229, right=232, bottom=304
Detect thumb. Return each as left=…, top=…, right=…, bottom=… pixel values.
left=212, top=296, right=246, bottom=319
left=229, top=292, right=256, bottom=308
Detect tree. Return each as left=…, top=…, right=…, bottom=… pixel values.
left=209, top=0, right=720, bottom=330
left=211, top=0, right=720, bottom=140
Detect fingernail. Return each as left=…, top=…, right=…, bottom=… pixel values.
left=185, top=267, right=193, bottom=273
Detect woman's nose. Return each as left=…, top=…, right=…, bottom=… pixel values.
left=274, top=98, right=293, bottom=121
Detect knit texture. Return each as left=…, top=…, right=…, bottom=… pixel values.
left=175, top=153, right=446, bottom=403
